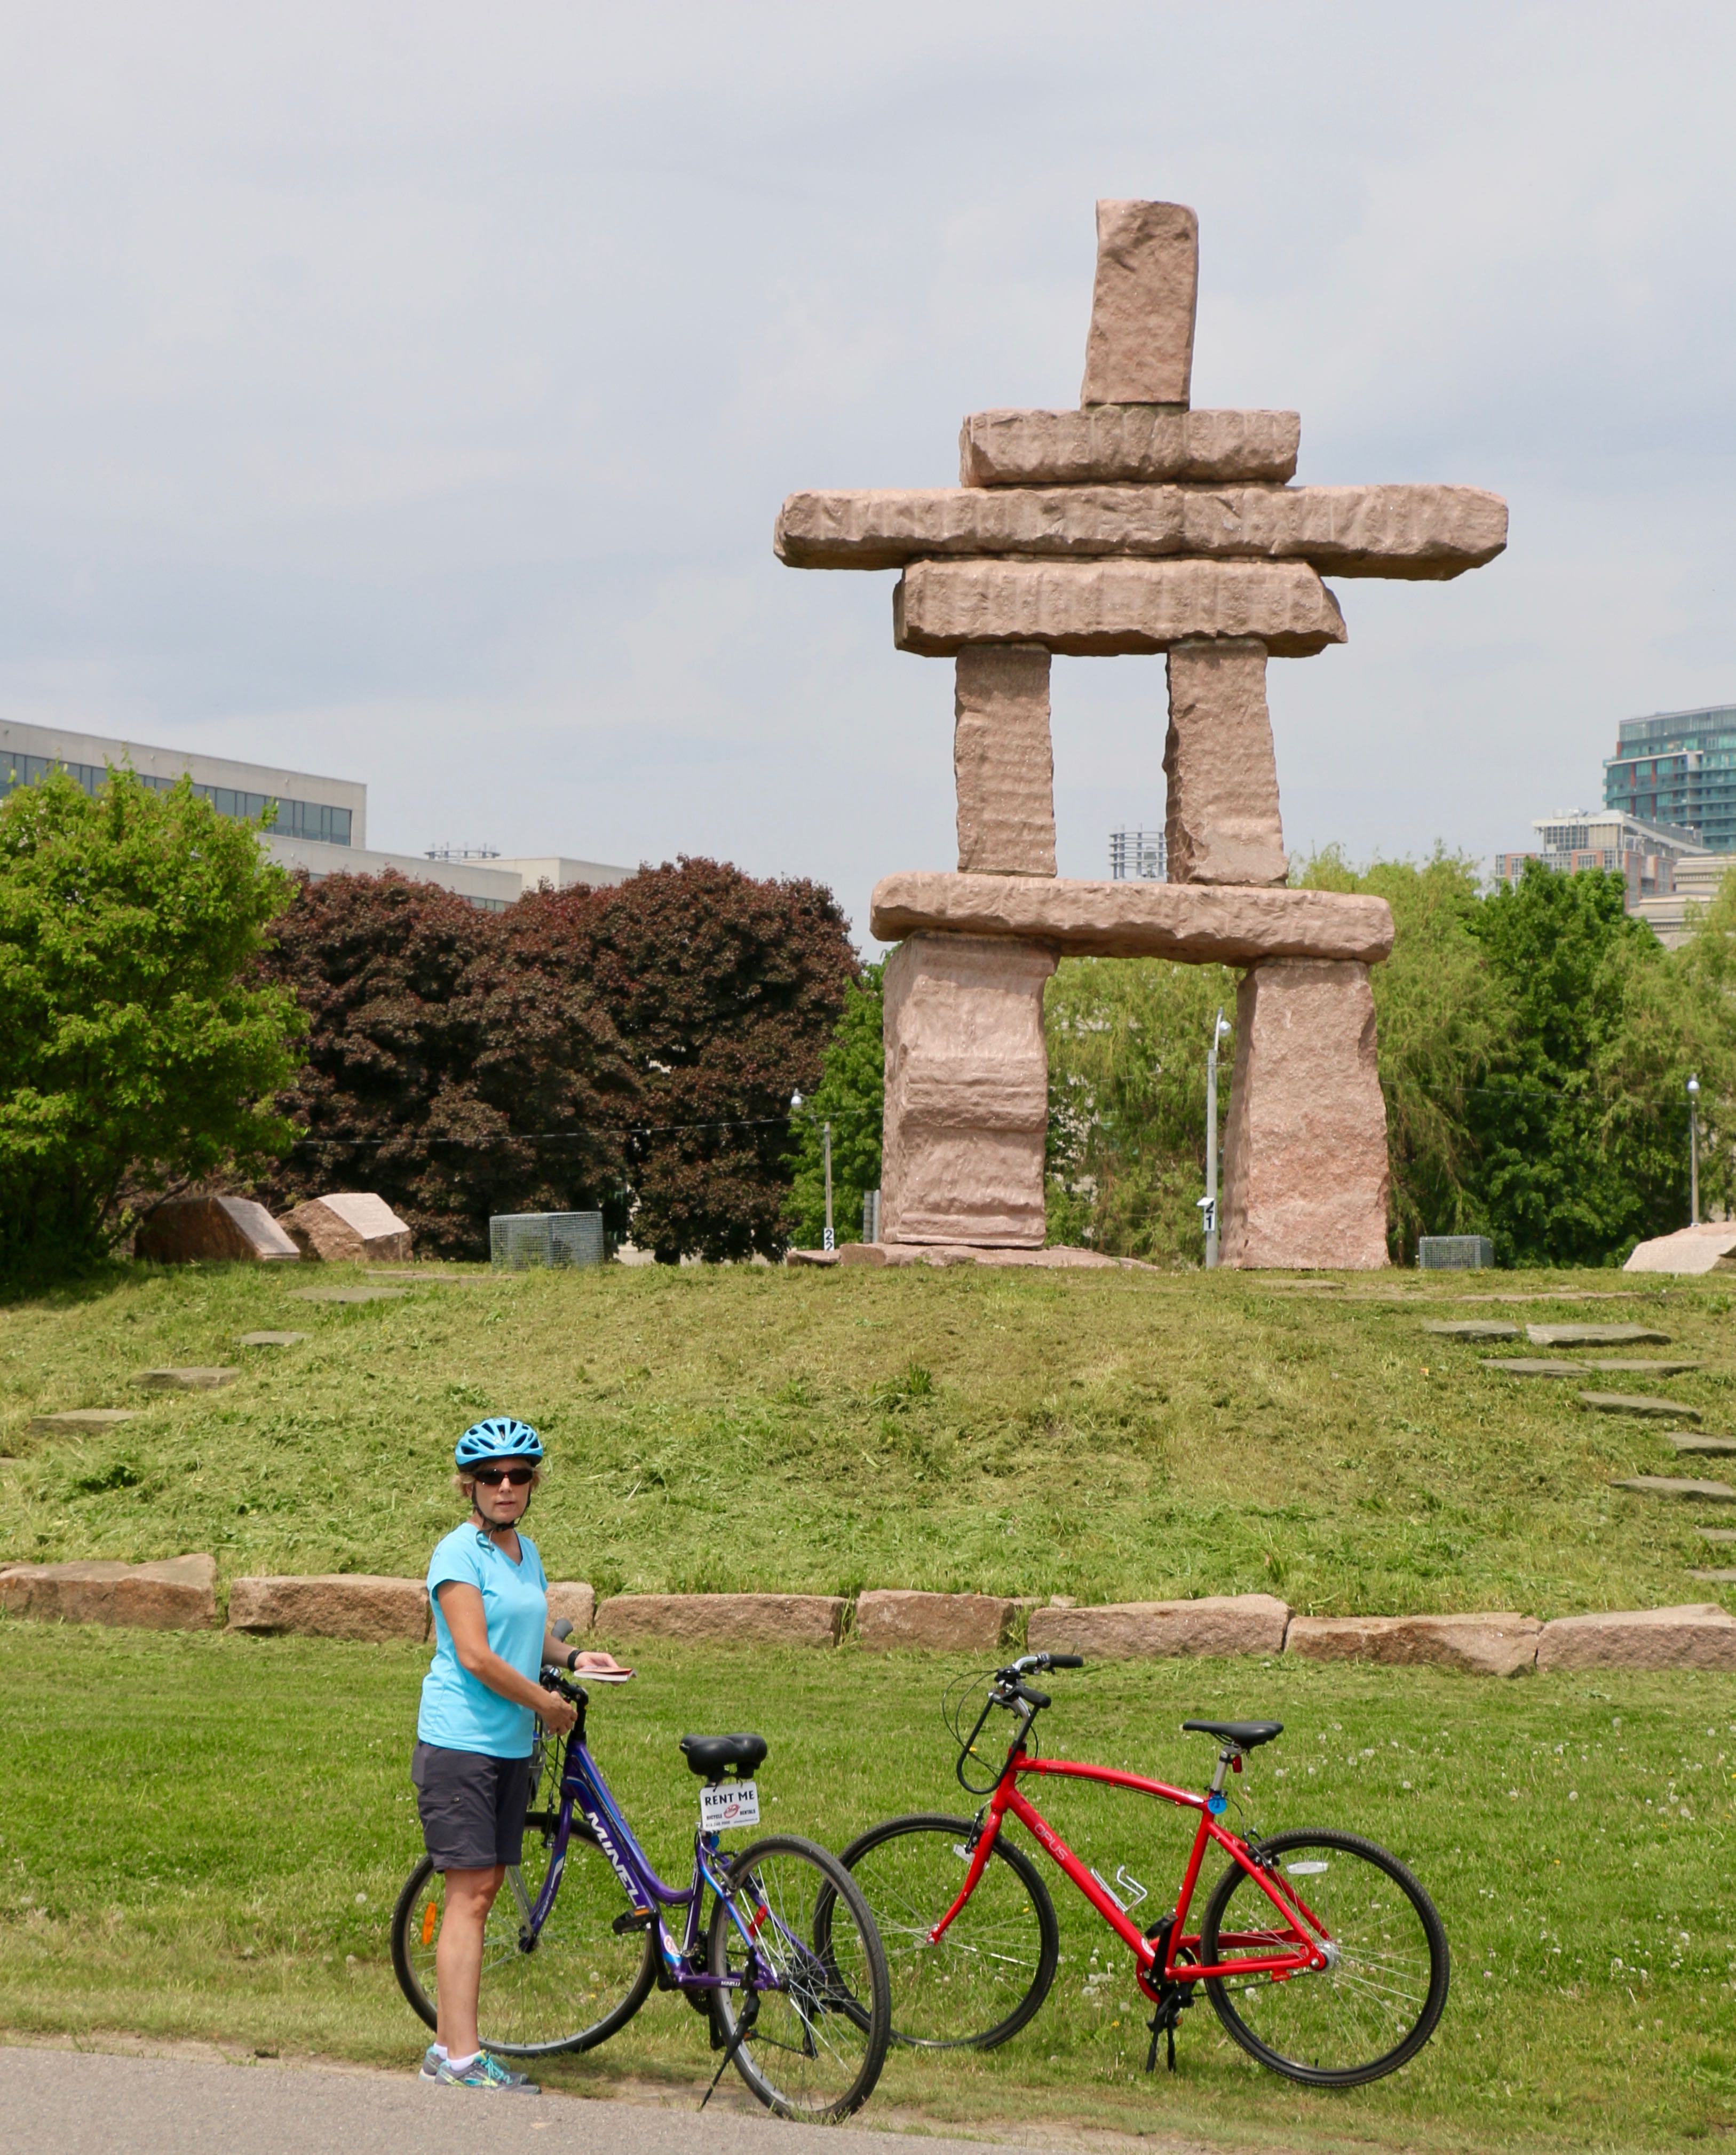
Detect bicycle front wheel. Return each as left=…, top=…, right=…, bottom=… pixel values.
left=1200, top=1828, right=1449, bottom=2087
left=709, top=1833, right=891, bottom=2120
left=839, top=1812, right=1058, bottom=2048
left=391, top=1811, right=658, bottom=2057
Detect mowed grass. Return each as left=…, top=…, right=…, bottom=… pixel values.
left=1, top=1260, right=1733, bottom=1616
left=2, top=1624, right=1734, bottom=2152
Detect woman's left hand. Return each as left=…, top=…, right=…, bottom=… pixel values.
left=573, top=1651, right=628, bottom=1674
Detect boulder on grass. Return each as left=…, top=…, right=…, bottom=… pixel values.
left=281, top=1193, right=414, bottom=1264
left=226, top=1574, right=430, bottom=1642
left=1536, top=1603, right=1736, bottom=1673
left=1027, top=1593, right=1291, bottom=1660
left=595, top=1593, right=846, bottom=1648
left=1287, top=1612, right=1540, bottom=1677
left=545, top=1582, right=597, bottom=1636
left=1624, top=1224, right=1736, bottom=1275
left=0, top=1554, right=216, bottom=1630
left=135, top=1195, right=300, bottom=1264
left=855, top=1590, right=1017, bottom=1651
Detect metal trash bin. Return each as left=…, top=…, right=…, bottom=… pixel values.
left=1417, top=1234, right=1494, bottom=1271
left=489, top=1211, right=606, bottom=1271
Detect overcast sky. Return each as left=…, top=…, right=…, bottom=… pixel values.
left=3, top=3, right=1734, bottom=944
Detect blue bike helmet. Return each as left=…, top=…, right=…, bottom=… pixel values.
left=455, top=1417, right=544, bottom=1469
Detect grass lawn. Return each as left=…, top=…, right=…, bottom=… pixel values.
left=2, top=1623, right=1734, bottom=2152
left=1, top=1259, right=1732, bottom=1617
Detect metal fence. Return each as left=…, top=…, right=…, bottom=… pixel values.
left=489, top=1211, right=607, bottom=1270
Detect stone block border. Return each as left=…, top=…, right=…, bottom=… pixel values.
left=3, top=1564, right=1733, bottom=1675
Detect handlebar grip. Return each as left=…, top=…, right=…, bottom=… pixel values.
left=1046, top=1654, right=1084, bottom=1669
left=551, top=1618, right=575, bottom=1643
left=1013, top=1682, right=1052, bottom=1709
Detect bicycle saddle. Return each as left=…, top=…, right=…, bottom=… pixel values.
left=1182, top=1720, right=1283, bottom=1750
left=679, top=1733, right=768, bottom=1781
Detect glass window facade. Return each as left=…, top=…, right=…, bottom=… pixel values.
left=1605, top=706, right=1736, bottom=853
left=0, top=752, right=352, bottom=846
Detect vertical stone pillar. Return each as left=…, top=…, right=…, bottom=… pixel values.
left=1219, top=960, right=1390, bottom=1270
left=954, top=646, right=1056, bottom=875
left=881, top=934, right=1056, bottom=1247
left=1164, top=638, right=1287, bottom=886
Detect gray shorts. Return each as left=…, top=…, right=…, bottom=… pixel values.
left=411, top=1741, right=533, bottom=1872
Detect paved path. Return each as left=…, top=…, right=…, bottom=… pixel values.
left=0, top=2045, right=1080, bottom=2155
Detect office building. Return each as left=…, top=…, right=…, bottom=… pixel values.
left=1493, top=810, right=1700, bottom=906
left=1109, top=826, right=1166, bottom=881
left=0, top=719, right=631, bottom=908
left=1604, top=704, right=1736, bottom=853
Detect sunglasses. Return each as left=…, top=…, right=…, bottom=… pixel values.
left=470, top=1464, right=535, bottom=1487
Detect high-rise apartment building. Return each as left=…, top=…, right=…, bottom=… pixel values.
left=1109, top=826, right=1166, bottom=881
left=1604, top=704, right=1736, bottom=852
left=1494, top=810, right=1700, bottom=904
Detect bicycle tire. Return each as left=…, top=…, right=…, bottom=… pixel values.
left=391, top=1811, right=659, bottom=2057
left=1199, top=1827, right=1449, bottom=2088
left=708, top=1833, right=891, bottom=2120
left=838, top=1811, right=1059, bottom=2049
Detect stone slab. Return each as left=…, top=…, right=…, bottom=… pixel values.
left=545, top=1581, right=597, bottom=1636
left=1421, top=1320, right=1521, bottom=1340
left=237, top=1332, right=310, bottom=1347
left=960, top=407, right=1301, bottom=488
left=953, top=646, right=1056, bottom=875
left=1536, top=1603, right=1736, bottom=1673
left=1624, top=1224, right=1736, bottom=1274
left=1587, top=1359, right=1702, bottom=1375
left=1700, top=1528, right=1736, bottom=1542
left=869, top=875, right=1394, bottom=964
left=288, top=1287, right=409, bottom=1304
left=1527, top=1323, right=1671, bottom=1347
left=892, top=558, right=1346, bottom=659
left=281, top=1192, right=414, bottom=1265
left=776, top=483, right=1507, bottom=580
left=0, top=1554, right=216, bottom=1631
left=1164, top=640, right=1286, bottom=886
left=27, top=1409, right=139, bottom=1435
left=133, top=1367, right=240, bottom=1391
left=854, top=1589, right=1018, bottom=1651
left=134, top=1194, right=301, bottom=1264
left=1612, top=1476, right=1736, bottom=1501
left=880, top=934, right=1053, bottom=1249
left=226, top=1574, right=431, bottom=1642
left=594, top=1593, right=846, bottom=1649
left=1667, top=1433, right=1736, bottom=1455
left=1286, top=1612, right=1540, bottom=1678
left=1581, top=1393, right=1699, bottom=1419
left=1219, top=961, right=1391, bottom=1272
left=1080, top=199, right=1198, bottom=406
left=1483, top=1359, right=1590, bottom=1378
left=836, top=1242, right=1138, bottom=1269
left=1026, top=1593, right=1291, bottom=1660
left=1689, top=1569, right=1736, bottom=1583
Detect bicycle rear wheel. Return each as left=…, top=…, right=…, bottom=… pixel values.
left=708, top=1833, right=891, bottom=2120
left=838, top=1812, right=1058, bottom=2048
left=391, top=1811, right=658, bottom=2057
left=1200, top=1828, right=1449, bottom=2087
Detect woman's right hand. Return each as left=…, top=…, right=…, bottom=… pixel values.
left=538, top=1693, right=579, bottom=1735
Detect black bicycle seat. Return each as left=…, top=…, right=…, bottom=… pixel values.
left=1182, top=1720, right=1283, bottom=1750
left=679, top=1733, right=768, bottom=1781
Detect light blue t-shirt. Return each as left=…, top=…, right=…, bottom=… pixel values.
left=418, top=1524, right=549, bottom=1758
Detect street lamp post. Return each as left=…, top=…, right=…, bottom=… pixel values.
left=823, top=1121, right=835, bottom=1251
left=1199, top=1007, right=1231, bottom=1269
left=1688, top=1075, right=1701, bottom=1227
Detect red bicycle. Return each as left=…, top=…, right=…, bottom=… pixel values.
left=839, top=1653, right=1449, bottom=2087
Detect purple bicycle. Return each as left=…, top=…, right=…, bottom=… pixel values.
left=391, top=1667, right=890, bottom=2118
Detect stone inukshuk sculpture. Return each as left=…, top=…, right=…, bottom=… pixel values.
left=776, top=202, right=1506, bottom=1267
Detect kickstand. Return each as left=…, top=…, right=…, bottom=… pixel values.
left=1144, top=1990, right=1184, bottom=2074
left=699, top=1991, right=758, bottom=2110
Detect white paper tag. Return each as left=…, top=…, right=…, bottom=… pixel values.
left=699, top=1779, right=761, bottom=1832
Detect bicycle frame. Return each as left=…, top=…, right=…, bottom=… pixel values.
left=515, top=1705, right=776, bottom=2000
left=935, top=1744, right=1333, bottom=1996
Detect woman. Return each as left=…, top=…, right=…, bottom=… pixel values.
left=413, top=1415, right=621, bottom=2092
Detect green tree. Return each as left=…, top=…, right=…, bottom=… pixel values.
left=0, top=768, right=305, bottom=1281
left=1044, top=956, right=1241, bottom=1263
left=788, top=962, right=884, bottom=1246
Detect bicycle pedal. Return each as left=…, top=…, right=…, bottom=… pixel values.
left=612, top=1907, right=654, bottom=1935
